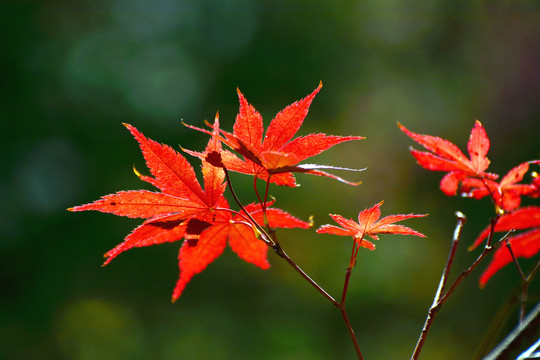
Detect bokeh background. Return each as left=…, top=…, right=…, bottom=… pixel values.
left=2, top=1, right=540, bottom=359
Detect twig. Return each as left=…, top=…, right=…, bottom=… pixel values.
left=437, top=216, right=504, bottom=306
left=480, top=302, right=540, bottom=360
left=223, top=164, right=363, bottom=359
left=223, top=167, right=274, bottom=246
left=271, top=242, right=338, bottom=306
left=410, top=211, right=467, bottom=360
left=505, top=239, right=528, bottom=322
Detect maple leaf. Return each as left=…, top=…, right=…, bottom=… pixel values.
left=172, top=202, right=311, bottom=300
left=399, top=121, right=498, bottom=196
left=316, top=201, right=427, bottom=250
left=469, top=206, right=540, bottom=250
left=69, top=120, right=224, bottom=222
left=460, top=161, right=540, bottom=212
left=69, top=117, right=311, bottom=301
left=479, top=228, right=540, bottom=288
left=186, top=82, right=365, bottom=186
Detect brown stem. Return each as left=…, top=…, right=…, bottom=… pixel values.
left=439, top=218, right=512, bottom=306
left=272, top=242, right=338, bottom=306
left=271, top=231, right=364, bottom=359
left=505, top=239, right=528, bottom=322
left=224, top=164, right=363, bottom=358
left=411, top=211, right=467, bottom=360
left=505, top=239, right=527, bottom=282
left=339, top=301, right=364, bottom=360
left=223, top=167, right=274, bottom=246
left=413, top=214, right=510, bottom=360
left=331, top=239, right=365, bottom=359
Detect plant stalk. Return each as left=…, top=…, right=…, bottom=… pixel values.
left=410, top=211, right=466, bottom=360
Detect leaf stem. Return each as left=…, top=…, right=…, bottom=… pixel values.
left=329, top=238, right=365, bottom=359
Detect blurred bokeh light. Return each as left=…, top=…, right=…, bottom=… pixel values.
left=1, top=1, right=539, bottom=359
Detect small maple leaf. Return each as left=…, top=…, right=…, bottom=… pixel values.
left=316, top=201, right=427, bottom=251
left=460, top=161, right=540, bottom=212
left=69, top=117, right=310, bottom=301
left=399, top=121, right=498, bottom=196
left=187, top=82, right=365, bottom=186
left=479, top=228, right=540, bottom=288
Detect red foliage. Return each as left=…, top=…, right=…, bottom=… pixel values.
left=399, top=121, right=498, bottom=196
left=317, top=201, right=426, bottom=251
left=401, top=121, right=540, bottom=287
left=69, top=116, right=310, bottom=301
left=186, top=82, right=365, bottom=186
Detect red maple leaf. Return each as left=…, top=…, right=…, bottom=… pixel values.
left=316, top=201, right=427, bottom=251
left=171, top=202, right=310, bottom=300
left=69, top=117, right=310, bottom=301
left=187, top=82, right=365, bottom=186
left=399, top=121, right=498, bottom=196
left=479, top=228, right=540, bottom=288
left=460, top=161, right=540, bottom=212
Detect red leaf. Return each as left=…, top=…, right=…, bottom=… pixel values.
left=460, top=161, right=539, bottom=211
left=123, top=123, right=207, bottom=202
left=470, top=206, right=540, bottom=250
left=70, top=119, right=313, bottom=300
left=104, top=217, right=187, bottom=265
left=171, top=203, right=311, bottom=301
left=468, top=120, right=491, bottom=174
left=399, top=121, right=498, bottom=195
left=316, top=201, right=427, bottom=250
left=173, top=223, right=229, bottom=300
left=189, top=82, right=364, bottom=186
left=479, top=228, right=540, bottom=287
left=69, top=190, right=206, bottom=219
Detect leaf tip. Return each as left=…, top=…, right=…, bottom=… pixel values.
left=132, top=164, right=143, bottom=179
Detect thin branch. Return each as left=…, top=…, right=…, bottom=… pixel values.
left=334, top=238, right=364, bottom=360
left=439, top=223, right=512, bottom=306
left=222, top=162, right=362, bottom=358
left=271, top=242, right=338, bottom=306
left=270, top=219, right=364, bottom=359
left=505, top=239, right=528, bottom=322
left=506, top=240, right=527, bottom=282
left=253, top=176, right=264, bottom=209
left=223, top=166, right=274, bottom=246
left=339, top=302, right=364, bottom=360
left=480, top=301, right=540, bottom=360
left=526, top=259, right=540, bottom=283
left=410, top=211, right=467, bottom=360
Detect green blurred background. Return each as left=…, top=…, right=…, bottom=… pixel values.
left=2, top=1, right=539, bottom=359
